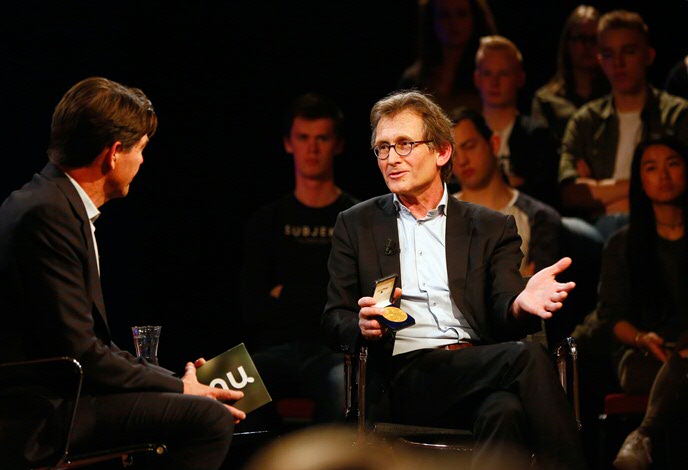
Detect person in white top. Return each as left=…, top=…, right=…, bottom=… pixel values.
left=451, top=107, right=561, bottom=278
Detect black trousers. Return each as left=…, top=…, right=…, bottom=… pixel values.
left=70, top=392, right=234, bottom=470
left=389, top=341, right=586, bottom=470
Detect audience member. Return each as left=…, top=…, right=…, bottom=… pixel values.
left=559, top=10, right=688, bottom=240
left=399, top=0, right=497, bottom=115
left=323, top=90, right=586, bottom=470
left=451, top=107, right=560, bottom=277
left=665, top=54, right=688, bottom=100
left=531, top=5, right=609, bottom=143
left=241, top=94, right=357, bottom=427
left=473, top=35, right=561, bottom=208
left=451, top=107, right=603, bottom=352
left=0, top=77, right=244, bottom=470
left=592, top=138, right=688, bottom=469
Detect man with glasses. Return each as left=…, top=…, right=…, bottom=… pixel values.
left=323, top=90, right=586, bottom=469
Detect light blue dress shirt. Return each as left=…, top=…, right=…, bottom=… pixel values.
left=392, top=185, right=477, bottom=355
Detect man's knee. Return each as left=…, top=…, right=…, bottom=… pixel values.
left=505, top=341, right=552, bottom=371
left=475, top=391, right=526, bottom=430
left=473, top=391, right=528, bottom=457
left=496, top=341, right=561, bottom=392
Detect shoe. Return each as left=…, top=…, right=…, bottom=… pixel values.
left=613, top=429, right=652, bottom=470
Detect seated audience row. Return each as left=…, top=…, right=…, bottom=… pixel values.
left=559, top=10, right=688, bottom=240
left=403, top=3, right=688, bottom=245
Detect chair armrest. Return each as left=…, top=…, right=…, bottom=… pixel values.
left=555, top=337, right=581, bottom=430
left=357, top=346, right=368, bottom=439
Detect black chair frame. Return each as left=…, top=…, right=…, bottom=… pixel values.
left=345, top=337, right=581, bottom=447
left=0, top=357, right=166, bottom=469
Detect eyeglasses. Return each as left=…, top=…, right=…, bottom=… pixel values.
left=373, top=140, right=432, bottom=160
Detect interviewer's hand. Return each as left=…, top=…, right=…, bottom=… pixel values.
left=358, top=287, right=401, bottom=340
left=182, top=360, right=246, bottom=423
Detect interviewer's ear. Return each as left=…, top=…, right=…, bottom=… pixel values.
left=99, top=142, right=122, bottom=174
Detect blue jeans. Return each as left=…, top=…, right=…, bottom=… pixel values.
left=593, top=213, right=630, bottom=241
left=250, top=341, right=345, bottom=423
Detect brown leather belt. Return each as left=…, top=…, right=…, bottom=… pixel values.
left=442, top=341, right=474, bottom=351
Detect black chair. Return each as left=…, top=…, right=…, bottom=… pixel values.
left=0, top=357, right=166, bottom=469
left=345, top=337, right=581, bottom=451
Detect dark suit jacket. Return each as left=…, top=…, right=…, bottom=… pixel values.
left=0, top=163, right=181, bottom=394
left=322, top=193, right=538, bottom=422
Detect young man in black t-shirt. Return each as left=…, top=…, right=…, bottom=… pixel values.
left=240, top=94, right=357, bottom=427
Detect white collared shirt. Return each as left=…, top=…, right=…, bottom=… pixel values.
left=392, top=185, right=477, bottom=355
left=65, top=173, right=101, bottom=276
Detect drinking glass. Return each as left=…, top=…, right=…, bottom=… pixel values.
left=131, top=325, right=162, bottom=365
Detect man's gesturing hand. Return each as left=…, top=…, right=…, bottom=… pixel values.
left=182, top=359, right=247, bottom=423
left=512, top=257, right=576, bottom=320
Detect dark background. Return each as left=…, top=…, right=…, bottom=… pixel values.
left=2, top=0, right=687, bottom=372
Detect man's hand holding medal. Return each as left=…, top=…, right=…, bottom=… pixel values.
left=357, top=274, right=415, bottom=340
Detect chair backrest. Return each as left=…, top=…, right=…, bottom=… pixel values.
left=0, top=357, right=82, bottom=469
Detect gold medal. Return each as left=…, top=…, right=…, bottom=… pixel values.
left=382, top=306, right=408, bottom=322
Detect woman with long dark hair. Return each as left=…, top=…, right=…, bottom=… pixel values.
left=531, top=5, right=608, bottom=142
left=399, top=0, right=497, bottom=115
left=598, top=137, right=688, bottom=469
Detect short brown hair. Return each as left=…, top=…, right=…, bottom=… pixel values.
left=598, top=10, right=649, bottom=43
left=48, top=77, right=158, bottom=168
left=475, top=35, right=523, bottom=66
left=370, top=90, right=454, bottom=182
left=283, top=93, right=344, bottom=139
